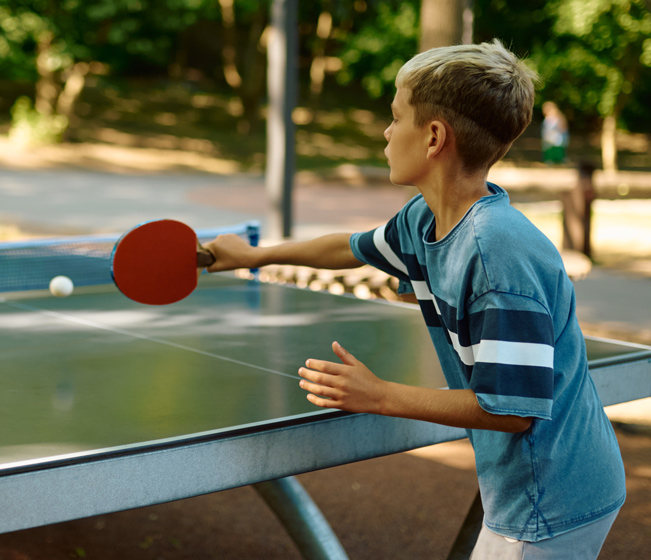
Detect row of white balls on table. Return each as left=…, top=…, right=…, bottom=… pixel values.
left=49, top=275, right=74, bottom=297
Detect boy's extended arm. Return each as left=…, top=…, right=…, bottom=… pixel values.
left=299, top=341, right=532, bottom=434
left=204, top=233, right=362, bottom=272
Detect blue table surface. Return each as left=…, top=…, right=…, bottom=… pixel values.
left=0, top=274, right=442, bottom=470
left=1, top=274, right=647, bottom=473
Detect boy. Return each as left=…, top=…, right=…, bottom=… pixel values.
left=205, top=40, right=625, bottom=559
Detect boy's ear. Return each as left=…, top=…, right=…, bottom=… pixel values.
left=426, top=120, right=448, bottom=159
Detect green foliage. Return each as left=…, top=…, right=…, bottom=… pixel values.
left=86, top=0, right=222, bottom=72
left=474, top=0, right=651, bottom=132
left=0, top=0, right=223, bottom=79
left=620, top=65, right=651, bottom=132
left=335, top=0, right=419, bottom=98
left=473, top=0, right=553, bottom=58
left=531, top=0, right=651, bottom=123
left=2, top=0, right=650, bottom=144
left=0, top=4, right=47, bottom=80
left=9, top=95, right=68, bottom=145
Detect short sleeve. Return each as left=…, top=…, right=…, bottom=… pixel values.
left=350, top=213, right=413, bottom=292
left=466, top=292, right=555, bottom=420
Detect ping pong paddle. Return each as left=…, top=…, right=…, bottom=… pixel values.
left=111, top=219, right=215, bottom=305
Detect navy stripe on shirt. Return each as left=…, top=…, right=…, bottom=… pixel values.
left=467, top=308, right=555, bottom=347
left=470, top=363, right=554, bottom=399
left=419, top=299, right=442, bottom=328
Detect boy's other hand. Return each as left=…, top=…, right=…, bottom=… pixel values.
left=203, top=234, right=259, bottom=272
left=299, top=342, right=388, bottom=414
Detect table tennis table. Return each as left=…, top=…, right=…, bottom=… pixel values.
left=1, top=226, right=650, bottom=559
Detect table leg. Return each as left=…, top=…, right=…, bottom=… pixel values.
left=253, top=476, right=349, bottom=560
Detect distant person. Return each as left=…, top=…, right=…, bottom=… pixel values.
left=542, top=101, right=569, bottom=163
left=205, top=40, right=624, bottom=559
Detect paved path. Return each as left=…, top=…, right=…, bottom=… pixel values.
left=0, top=167, right=407, bottom=236
left=0, top=168, right=260, bottom=235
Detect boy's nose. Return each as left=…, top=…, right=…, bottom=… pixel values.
left=383, top=125, right=391, bottom=141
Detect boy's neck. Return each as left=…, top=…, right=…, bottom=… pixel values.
left=418, top=167, right=490, bottom=241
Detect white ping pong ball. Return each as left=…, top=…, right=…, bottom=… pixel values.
left=49, top=276, right=74, bottom=297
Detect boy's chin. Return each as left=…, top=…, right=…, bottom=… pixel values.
left=389, top=173, right=412, bottom=188
left=388, top=170, right=401, bottom=185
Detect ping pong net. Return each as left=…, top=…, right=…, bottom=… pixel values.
left=0, top=221, right=260, bottom=293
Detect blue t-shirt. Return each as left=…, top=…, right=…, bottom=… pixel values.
left=350, top=184, right=625, bottom=541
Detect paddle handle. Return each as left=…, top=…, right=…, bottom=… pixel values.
left=197, top=249, right=216, bottom=268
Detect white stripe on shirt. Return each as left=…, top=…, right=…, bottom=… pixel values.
left=411, top=281, right=554, bottom=369
left=474, top=340, right=554, bottom=368
left=449, top=331, right=478, bottom=366
left=373, top=225, right=408, bottom=275
left=413, top=281, right=437, bottom=307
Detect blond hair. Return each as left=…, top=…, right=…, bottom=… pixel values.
left=396, top=40, right=538, bottom=174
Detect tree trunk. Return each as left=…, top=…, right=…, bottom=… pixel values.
left=266, top=0, right=297, bottom=239
left=601, top=114, right=618, bottom=173
left=218, top=0, right=268, bottom=126
left=218, top=0, right=243, bottom=88
left=35, top=30, right=58, bottom=116
left=56, top=63, right=88, bottom=118
left=56, top=62, right=93, bottom=142
left=420, top=0, right=465, bottom=51
left=238, top=7, right=268, bottom=124
left=309, top=6, right=333, bottom=97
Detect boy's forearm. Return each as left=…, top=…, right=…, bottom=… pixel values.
left=380, top=384, right=532, bottom=433
left=299, top=343, right=532, bottom=434
left=205, top=232, right=362, bottom=272
left=255, top=233, right=362, bottom=270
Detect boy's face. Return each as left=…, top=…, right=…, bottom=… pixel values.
left=384, top=88, right=430, bottom=187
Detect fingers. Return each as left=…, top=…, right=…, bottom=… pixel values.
left=302, top=356, right=347, bottom=376
left=298, top=369, right=342, bottom=409
left=299, top=364, right=336, bottom=384
left=300, top=343, right=384, bottom=414
left=299, top=378, right=340, bottom=400
left=298, top=342, right=363, bottom=410
left=332, top=341, right=357, bottom=366
left=297, top=342, right=355, bottom=385
left=299, top=348, right=344, bottom=408
left=305, top=392, right=339, bottom=409
left=298, top=360, right=342, bottom=396
left=204, top=234, right=249, bottom=272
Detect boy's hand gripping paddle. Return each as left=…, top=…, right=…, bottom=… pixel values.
left=111, top=219, right=215, bottom=305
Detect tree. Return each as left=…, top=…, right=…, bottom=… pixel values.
left=473, top=0, right=552, bottom=59
left=335, top=0, right=420, bottom=99
left=529, top=0, right=651, bottom=172
left=0, top=0, right=219, bottom=144
left=420, top=0, right=465, bottom=51
left=216, top=0, right=269, bottom=128
left=0, top=0, right=93, bottom=144
left=307, top=0, right=334, bottom=97
left=330, top=0, right=472, bottom=100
